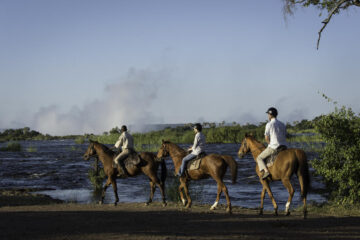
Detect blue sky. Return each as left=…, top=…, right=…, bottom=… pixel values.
left=1, top=0, right=359, bottom=135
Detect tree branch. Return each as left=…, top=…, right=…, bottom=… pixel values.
left=317, top=0, right=348, bottom=49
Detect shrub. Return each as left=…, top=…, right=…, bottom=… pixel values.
left=0, top=142, right=22, bottom=152
left=312, top=97, right=360, bottom=204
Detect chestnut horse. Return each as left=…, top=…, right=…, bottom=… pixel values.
left=157, top=140, right=237, bottom=213
left=237, top=134, right=310, bottom=218
left=83, top=140, right=167, bottom=206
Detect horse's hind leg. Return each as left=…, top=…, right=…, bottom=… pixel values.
left=210, top=184, right=222, bottom=210
left=221, top=182, right=232, bottom=214
left=146, top=181, right=156, bottom=206
left=282, top=178, right=295, bottom=216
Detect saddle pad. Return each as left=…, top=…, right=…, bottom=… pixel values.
left=266, top=146, right=287, bottom=168
left=187, top=158, right=202, bottom=170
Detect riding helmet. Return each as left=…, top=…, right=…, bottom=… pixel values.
left=193, top=123, right=202, bottom=132
left=266, top=107, right=278, bottom=117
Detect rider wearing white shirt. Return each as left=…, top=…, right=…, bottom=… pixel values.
left=257, top=107, right=287, bottom=180
left=176, top=123, right=205, bottom=177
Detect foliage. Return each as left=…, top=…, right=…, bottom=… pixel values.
left=88, top=158, right=106, bottom=190
left=283, top=0, right=360, bottom=48
left=312, top=97, right=360, bottom=203
left=0, top=142, right=22, bottom=152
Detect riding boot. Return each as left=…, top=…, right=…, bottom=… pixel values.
left=262, top=171, right=270, bottom=180
left=117, top=164, right=128, bottom=178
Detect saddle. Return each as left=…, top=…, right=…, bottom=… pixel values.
left=187, top=152, right=207, bottom=171
left=113, top=150, right=141, bottom=169
left=265, top=145, right=287, bottom=168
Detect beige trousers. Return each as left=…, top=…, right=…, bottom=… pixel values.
left=114, top=148, right=131, bottom=165
left=256, top=147, right=276, bottom=172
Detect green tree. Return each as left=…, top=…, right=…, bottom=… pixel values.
left=312, top=98, right=360, bottom=203
left=283, top=0, right=360, bottom=49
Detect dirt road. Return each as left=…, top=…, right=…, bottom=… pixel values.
left=1, top=201, right=360, bottom=240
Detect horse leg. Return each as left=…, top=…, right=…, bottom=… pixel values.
left=282, top=178, right=295, bottom=216
left=262, top=180, right=278, bottom=216
left=110, top=177, right=119, bottom=206
left=155, top=180, right=167, bottom=207
left=210, top=184, right=221, bottom=211
left=221, top=182, right=232, bottom=214
left=259, top=187, right=266, bottom=215
left=298, top=174, right=308, bottom=219
left=180, top=178, right=192, bottom=208
left=146, top=181, right=156, bottom=206
left=100, top=178, right=112, bottom=205
left=178, top=181, right=186, bottom=206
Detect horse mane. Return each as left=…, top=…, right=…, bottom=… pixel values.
left=92, top=141, right=115, bottom=156
left=247, top=136, right=266, bottom=151
left=164, top=140, right=187, bottom=156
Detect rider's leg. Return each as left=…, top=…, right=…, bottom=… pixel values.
left=256, top=147, right=275, bottom=179
left=178, top=153, right=196, bottom=176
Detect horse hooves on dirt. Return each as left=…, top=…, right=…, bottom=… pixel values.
left=98, top=201, right=103, bottom=205
left=286, top=211, right=291, bottom=216
left=162, top=202, right=167, bottom=207
left=114, top=202, right=117, bottom=206
left=145, top=202, right=150, bottom=206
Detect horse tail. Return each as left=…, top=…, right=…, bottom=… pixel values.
left=222, top=155, right=238, bottom=184
left=295, top=149, right=311, bottom=199
left=159, top=158, right=167, bottom=184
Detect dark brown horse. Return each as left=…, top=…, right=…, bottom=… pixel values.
left=237, top=134, right=310, bottom=218
left=83, top=140, right=167, bottom=206
left=157, top=140, right=237, bottom=213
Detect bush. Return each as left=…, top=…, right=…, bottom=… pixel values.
left=0, top=142, right=22, bottom=152
left=312, top=99, right=360, bottom=204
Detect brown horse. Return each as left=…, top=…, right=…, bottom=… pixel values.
left=237, top=134, right=310, bottom=218
left=157, top=140, right=237, bottom=213
left=83, top=140, right=167, bottom=206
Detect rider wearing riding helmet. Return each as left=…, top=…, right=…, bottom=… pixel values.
left=257, top=107, right=287, bottom=180
left=176, top=123, right=206, bottom=177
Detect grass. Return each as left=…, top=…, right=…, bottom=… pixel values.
left=26, top=146, right=37, bottom=152
left=0, top=142, right=22, bottom=152
left=301, top=201, right=360, bottom=216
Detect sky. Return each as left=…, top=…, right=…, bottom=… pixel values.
left=0, top=0, right=359, bottom=135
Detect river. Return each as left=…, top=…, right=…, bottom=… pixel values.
left=0, top=140, right=326, bottom=210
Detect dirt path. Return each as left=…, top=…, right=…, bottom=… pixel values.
left=1, top=201, right=360, bottom=240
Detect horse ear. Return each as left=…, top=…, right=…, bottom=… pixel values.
left=89, top=139, right=94, bottom=143
left=245, top=133, right=249, bottom=137
left=249, top=132, right=254, bottom=137
left=162, top=139, right=165, bottom=143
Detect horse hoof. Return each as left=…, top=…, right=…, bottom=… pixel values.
left=114, top=202, right=117, bottom=206
left=226, top=208, right=232, bottom=214
left=99, top=201, right=103, bottom=205
left=162, top=202, right=167, bottom=207
left=145, top=202, right=150, bottom=206
left=210, top=206, right=216, bottom=211
left=285, top=211, right=291, bottom=216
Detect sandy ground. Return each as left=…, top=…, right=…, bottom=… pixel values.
left=0, top=190, right=360, bottom=240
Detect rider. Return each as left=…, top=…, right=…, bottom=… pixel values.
left=176, top=123, right=206, bottom=177
left=114, top=125, right=134, bottom=178
left=257, top=107, right=287, bottom=180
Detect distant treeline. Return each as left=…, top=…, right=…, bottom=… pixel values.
left=0, top=127, right=81, bottom=142
left=0, top=119, right=316, bottom=145
left=90, top=119, right=318, bottom=152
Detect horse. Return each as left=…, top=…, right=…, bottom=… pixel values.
left=237, top=133, right=310, bottom=218
left=83, top=140, right=167, bottom=206
left=157, top=140, right=237, bottom=213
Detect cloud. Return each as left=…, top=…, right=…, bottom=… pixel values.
left=32, top=68, right=170, bottom=135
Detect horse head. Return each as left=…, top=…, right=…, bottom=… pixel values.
left=157, top=140, right=170, bottom=159
left=83, top=140, right=98, bottom=160
left=238, top=133, right=252, bottom=159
